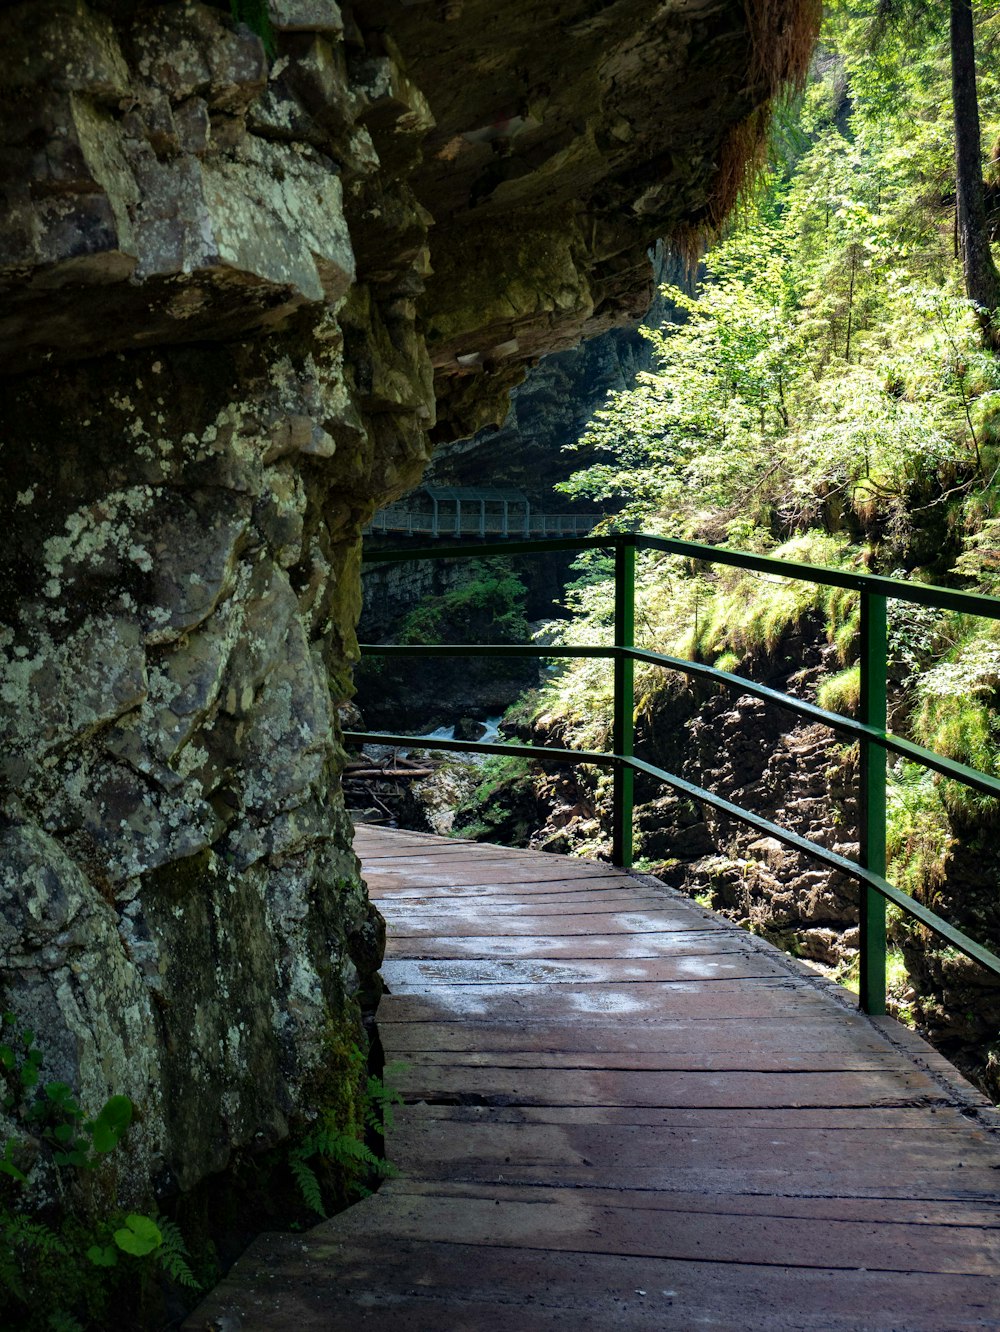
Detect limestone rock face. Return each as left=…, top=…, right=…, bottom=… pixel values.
left=424, top=246, right=692, bottom=499
left=0, top=0, right=817, bottom=1206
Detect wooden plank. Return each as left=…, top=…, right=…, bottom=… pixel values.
left=379, top=1100, right=996, bottom=1132
left=389, top=1111, right=1000, bottom=1167
left=368, top=887, right=669, bottom=908
left=377, top=980, right=838, bottom=1023
left=395, top=1047, right=940, bottom=1073
left=390, top=1063, right=950, bottom=1109
left=382, top=953, right=791, bottom=988
left=373, top=893, right=675, bottom=916
left=377, top=1016, right=914, bottom=1055
left=192, top=1235, right=1000, bottom=1331
left=367, top=863, right=649, bottom=884
left=383, top=929, right=763, bottom=959
left=373, top=885, right=671, bottom=905
left=391, top=1119, right=1000, bottom=1202
left=381, top=1176, right=1000, bottom=1231
left=383, top=909, right=728, bottom=936
left=187, top=826, right=1000, bottom=1331
left=284, top=1183, right=1000, bottom=1275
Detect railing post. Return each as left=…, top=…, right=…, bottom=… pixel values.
left=859, top=588, right=887, bottom=1015
left=612, top=536, right=636, bottom=867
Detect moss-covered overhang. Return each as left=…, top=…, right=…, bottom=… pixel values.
left=354, top=0, right=820, bottom=437
left=0, top=0, right=818, bottom=437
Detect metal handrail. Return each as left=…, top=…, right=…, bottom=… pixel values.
left=347, top=532, right=1000, bottom=1014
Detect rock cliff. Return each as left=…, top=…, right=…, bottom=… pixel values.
left=0, top=0, right=819, bottom=1214
left=423, top=244, right=691, bottom=500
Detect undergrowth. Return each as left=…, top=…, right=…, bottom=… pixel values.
left=1, top=1013, right=405, bottom=1330
left=289, top=1048, right=403, bottom=1218
left=0, top=1013, right=198, bottom=1331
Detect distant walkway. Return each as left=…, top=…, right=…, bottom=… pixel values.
left=189, top=827, right=1000, bottom=1330
left=364, top=485, right=596, bottom=539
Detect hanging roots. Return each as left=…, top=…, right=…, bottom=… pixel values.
left=670, top=0, right=823, bottom=250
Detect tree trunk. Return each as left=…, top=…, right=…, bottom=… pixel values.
left=951, top=0, right=1000, bottom=347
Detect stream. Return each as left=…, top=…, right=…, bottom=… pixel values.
left=361, top=715, right=504, bottom=765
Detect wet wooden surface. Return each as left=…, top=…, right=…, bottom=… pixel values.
left=188, top=826, right=1000, bottom=1330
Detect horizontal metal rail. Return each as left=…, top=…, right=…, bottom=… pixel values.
left=359, top=641, right=1000, bottom=800
left=354, top=532, right=1000, bottom=1011
left=344, top=727, right=1000, bottom=980
left=361, top=532, right=1000, bottom=620
left=365, top=511, right=597, bottom=538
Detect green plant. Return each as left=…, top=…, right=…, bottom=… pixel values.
left=288, top=1055, right=403, bottom=1219
left=911, top=634, right=1000, bottom=822
left=397, top=560, right=530, bottom=647
left=817, top=663, right=860, bottom=716
left=885, top=761, right=953, bottom=900
left=0, top=1012, right=199, bottom=1330
left=1, top=1018, right=132, bottom=1175
left=228, top=0, right=275, bottom=54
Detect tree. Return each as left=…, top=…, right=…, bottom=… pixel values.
left=950, top=0, right=1000, bottom=346
left=864, top=0, right=1000, bottom=347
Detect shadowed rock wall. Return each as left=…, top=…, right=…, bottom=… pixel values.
left=0, top=0, right=817, bottom=1208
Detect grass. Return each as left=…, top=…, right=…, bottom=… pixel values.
left=836, top=946, right=916, bottom=1026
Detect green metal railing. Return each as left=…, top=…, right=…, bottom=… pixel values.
left=344, top=532, right=1000, bottom=1015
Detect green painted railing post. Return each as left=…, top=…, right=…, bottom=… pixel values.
left=612, top=536, right=636, bottom=867
left=859, top=589, right=888, bottom=1015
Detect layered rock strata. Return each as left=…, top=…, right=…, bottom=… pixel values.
left=0, top=0, right=817, bottom=1208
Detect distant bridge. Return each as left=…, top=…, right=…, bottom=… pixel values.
left=364, top=485, right=597, bottom=539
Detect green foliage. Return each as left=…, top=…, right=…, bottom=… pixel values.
left=112, top=1216, right=161, bottom=1260
left=452, top=756, right=545, bottom=845
left=466, top=755, right=535, bottom=807
left=228, top=0, right=275, bottom=55
left=536, top=4, right=1000, bottom=924
left=886, top=761, right=952, bottom=900
left=290, top=1128, right=394, bottom=1219
left=397, top=560, right=529, bottom=647
left=689, top=533, right=859, bottom=666
left=911, top=633, right=1000, bottom=821
left=835, top=945, right=917, bottom=1025
left=817, top=663, right=860, bottom=716
left=560, top=1, right=1000, bottom=558
left=0, top=1012, right=200, bottom=1330
left=288, top=1050, right=401, bottom=1219
left=1, top=1020, right=133, bottom=1177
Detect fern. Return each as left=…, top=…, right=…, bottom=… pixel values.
left=0, top=1214, right=72, bottom=1317
left=3, top=1215, right=70, bottom=1259
left=156, top=1217, right=200, bottom=1291
left=0, top=1231, right=28, bottom=1305
left=289, top=1151, right=326, bottom=1218
left=290, top=1119, right=398, bottom=1218
left=365, top=1069, right=405, bottom=1135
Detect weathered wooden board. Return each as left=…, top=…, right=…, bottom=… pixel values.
left=391, top=1114, right=1000, bottom=1201
left=187, top=827, right=1000, bottom=1331
left=187, top=1234, right=1000, bottom=1330
left=377, top=1016, right=918, bottom=1055
left=383, top=928, right=731, bottom=959
left=377, top=980, right=841, bottom=1023
left=382, top=952, right=791, bottom=987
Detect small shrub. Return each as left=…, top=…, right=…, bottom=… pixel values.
left=885, top=761, right=952, bottom=900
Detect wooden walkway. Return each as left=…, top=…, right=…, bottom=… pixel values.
left=189, top=827, right=1000, bottom=1330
